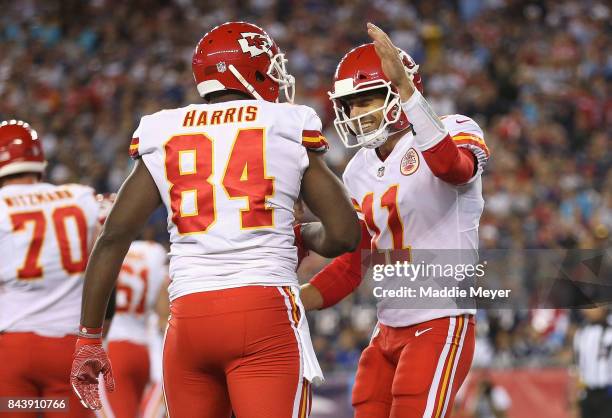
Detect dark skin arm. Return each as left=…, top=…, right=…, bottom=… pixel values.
left=101, top=287, right=116, bottom=338
left=80, top=160, right=161, bottom=328
left=299, top=151, right=361, bottom=257
left=155, top=282, right=170, bottom=331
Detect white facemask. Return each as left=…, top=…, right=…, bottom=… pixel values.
left=227, top=50, right=295, bottom=103
left=267, top=52, right=295, bottom=103
left=330, top=80, right=402, bottom=149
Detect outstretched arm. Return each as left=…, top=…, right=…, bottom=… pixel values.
left=299, top=152, right=361, bottom=257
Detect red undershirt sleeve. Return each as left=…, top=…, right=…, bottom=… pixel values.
left=421, top=135, right=476, bottom=185
left=309, top=221, right=372, bottom=309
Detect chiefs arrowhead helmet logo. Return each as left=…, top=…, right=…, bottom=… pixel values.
left=238, top=32, right=272, bottom=57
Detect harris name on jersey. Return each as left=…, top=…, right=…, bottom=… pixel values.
left=182, top=104, right=258, bottom=127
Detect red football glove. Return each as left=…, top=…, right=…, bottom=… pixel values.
left=70, top=327, right=114, bottom=410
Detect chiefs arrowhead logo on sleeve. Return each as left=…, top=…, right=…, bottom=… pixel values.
left=238, top=33, right=272, bottom=57
left=400, top=148, right=419, bottom=176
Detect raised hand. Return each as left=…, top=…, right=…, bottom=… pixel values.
left=367, top=22, right=415, bottom=100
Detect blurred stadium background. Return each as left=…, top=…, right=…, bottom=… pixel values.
left=1, top=0, right=610, bottom=417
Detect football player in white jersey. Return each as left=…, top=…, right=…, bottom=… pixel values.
left=71, top=21, right=361, bottom=418
left=95, top=194, right=169, bottom=418
left=0, top=120, right=101, bottom=418
left=299, top=24, right=490, bottom=418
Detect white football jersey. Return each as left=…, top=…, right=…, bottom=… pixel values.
left=0, top=183, right=99, bottom=337
left=129, top=100, right=327, bottom=301
left=107, top=240, right=167, bottom=345
left=344, top=115, right=489, bottom=327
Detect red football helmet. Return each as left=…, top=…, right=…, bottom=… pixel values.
left=0, top=120, right=46, bottom=178
left=192, top=21, right=295, bottom=103
left=328, top=43, right=423, bottom=148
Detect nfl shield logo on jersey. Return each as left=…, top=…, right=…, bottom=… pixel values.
left=400, top=148, right=419, bottom=176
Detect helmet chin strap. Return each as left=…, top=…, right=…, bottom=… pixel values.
left=358, top=128, right=389, bottom=149
left=228, top=64, right=264, bottom=100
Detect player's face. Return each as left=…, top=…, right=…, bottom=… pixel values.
left=344, top=91, right=386, bottom=134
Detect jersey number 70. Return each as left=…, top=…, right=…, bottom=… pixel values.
left=10, top=206, right=89, bottom=280
left=164, top=128, right=274, bottom=234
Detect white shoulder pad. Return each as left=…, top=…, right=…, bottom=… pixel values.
left=441, top=114, right=489, bottom=183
